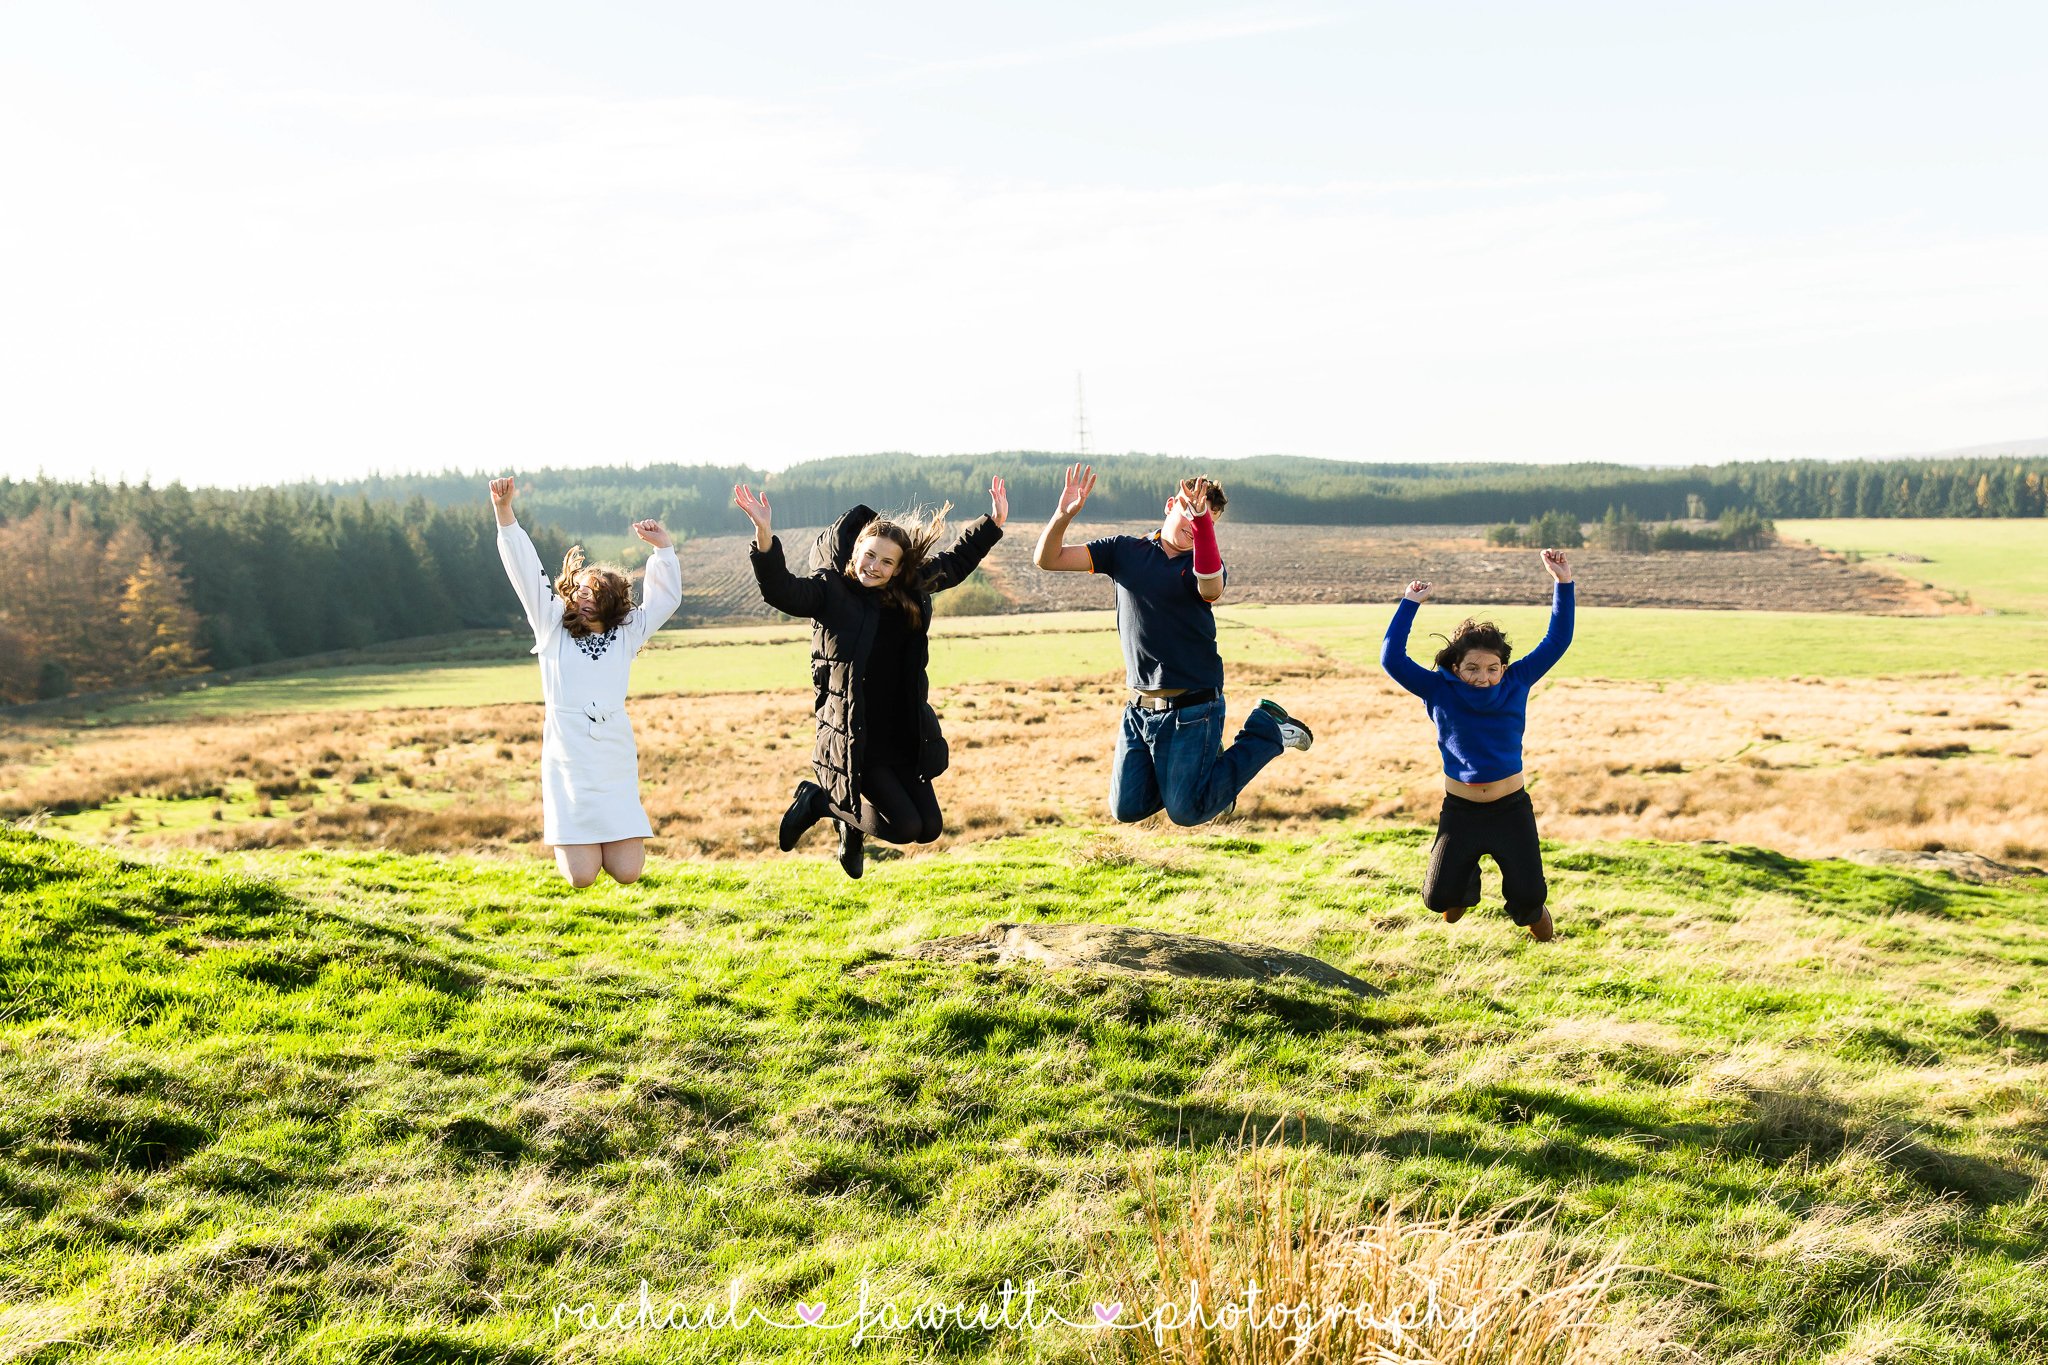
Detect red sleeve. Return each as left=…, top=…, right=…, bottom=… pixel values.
left=1189, top=512, right=1221, bottom=576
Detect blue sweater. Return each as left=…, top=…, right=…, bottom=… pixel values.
left=1380, top=583, right=1575, bottom=784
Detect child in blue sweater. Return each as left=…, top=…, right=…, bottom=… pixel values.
left=1381, top=549, right=1575, bottom=940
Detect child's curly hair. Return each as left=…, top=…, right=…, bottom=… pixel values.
left=1432, top=619, right=1513, bottom=671
left=554, top=547, right=635, bottom=637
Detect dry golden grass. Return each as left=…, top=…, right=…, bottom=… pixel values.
left=7, top=666, right=2046, bottom=865
left=1091, top=1127, right=1690, bottom=1363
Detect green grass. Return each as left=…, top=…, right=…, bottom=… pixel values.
left=1347, top=601, right=2048, bottom=680
left=3, top=826, right=2046, bottom=1361
left=1777, top=519, right=2048, bottom=617
left=77, top=602, right=2048, bottom=723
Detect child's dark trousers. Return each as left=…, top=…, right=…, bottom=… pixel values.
left=1422, top=788, right=1548, bottom=927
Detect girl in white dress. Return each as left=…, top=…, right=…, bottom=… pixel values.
left=490, top=476, right=682, bottom=887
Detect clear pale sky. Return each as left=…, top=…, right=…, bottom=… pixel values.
left=2, top=1, right=2044, bottom=486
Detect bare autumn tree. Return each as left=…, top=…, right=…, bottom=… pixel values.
left=0, top=508, right=103, bottom=699
left=0, top=509, right=209, bottom=702
left=0, top=617, right=34, bottom=703
left=117, top=550, right=206, bottom=682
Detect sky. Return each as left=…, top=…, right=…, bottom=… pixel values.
left=1, top=0, right=2045, bottom=486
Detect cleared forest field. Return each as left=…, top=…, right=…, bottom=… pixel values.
left=670, top=522, right=1954, bottom=622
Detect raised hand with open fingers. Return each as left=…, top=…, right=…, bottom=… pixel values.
left=1058, top=462, right=1095, bottom=517
left=734, top=484, right=773, bottom=551
left=990, top=474, right=1009, bottom=529
left=733, top=484, right=772, bottom=532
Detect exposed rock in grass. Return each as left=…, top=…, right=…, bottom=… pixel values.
left=1841, top=848, right=2043, bottom=883
left=900, top=921, right=1381, bottom=995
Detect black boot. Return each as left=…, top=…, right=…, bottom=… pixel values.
left=780, top=780, right=827, bottom=852
left=836, top=820, right=864, bottom=880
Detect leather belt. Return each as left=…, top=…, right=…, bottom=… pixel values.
left=1129, top=687, right=1218, bottom=712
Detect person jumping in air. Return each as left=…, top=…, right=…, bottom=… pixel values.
left=1381, top=549, right=1575, bottom=941
left=735, top=478, right=1006, bottom=879
left=491, top=476, right=682, bottom=887
left=1035, top=463, right=1312, bottom=826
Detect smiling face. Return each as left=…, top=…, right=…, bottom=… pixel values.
left=850, top=533, right=904, bottom=588
left=1160, top=497, right=1195, bottom=552
left=1455, top=649, right=1505, bottom=688
left=553, top=562, right=632, bottom=637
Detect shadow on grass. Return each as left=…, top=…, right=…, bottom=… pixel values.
left=1731, top=1080, right=2035, bottom=1206
left=1118, top=1076, right=2034, bottom=1210
left=1123, top=1097, right=1376, bottom=1153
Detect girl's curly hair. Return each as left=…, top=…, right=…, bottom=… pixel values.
left=1432, top=618, right=1513, bottom=671
left=849, top=503, right=952, bottom=629
left=554, top=547, right=635, bottom=638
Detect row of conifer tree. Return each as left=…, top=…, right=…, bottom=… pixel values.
left=3, top=452, right=2041, bottom=702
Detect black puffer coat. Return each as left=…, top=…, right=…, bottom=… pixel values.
left=748, top=504, right=1004, bottom=819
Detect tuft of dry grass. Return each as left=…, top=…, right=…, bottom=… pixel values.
left=1091, top=1125, right=1694, bottom=1364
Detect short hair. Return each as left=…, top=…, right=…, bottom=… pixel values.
left=1203, top=481, right=1228, bottom=516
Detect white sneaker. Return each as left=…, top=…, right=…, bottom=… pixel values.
left=1258, top=697, right=1313, bottom=752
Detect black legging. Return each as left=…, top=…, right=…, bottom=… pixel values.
left=1422, top=789, right=1547, bottom=926
left=827, top=757, right=942, bottom=845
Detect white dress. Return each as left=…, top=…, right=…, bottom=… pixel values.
left=496, top=520, right=683, bottom=846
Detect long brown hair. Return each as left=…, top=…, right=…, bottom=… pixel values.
left=847, top=503, right=951, bottom=628
left=554, top=547, right=634, bottom=638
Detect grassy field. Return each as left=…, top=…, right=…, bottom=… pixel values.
left=58, top=602, right=2048, bottom=725
left=1777, top=520, right=2048, bottom=617
left=6, top=518, right=2048, bottom=1361
left=3, top=518, right=2026, bottom=725
left=11, top=667, right=2047, bottom=869
left=2, top=826, right=2046, bottom=1362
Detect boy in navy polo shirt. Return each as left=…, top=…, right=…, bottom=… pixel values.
left=1034, top=463, right=1314, bottom=826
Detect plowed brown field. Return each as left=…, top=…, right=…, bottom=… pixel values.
left=671, top=523, right=1951, bottom=622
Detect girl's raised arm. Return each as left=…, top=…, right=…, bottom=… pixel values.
left=625, top=519, right=682, bottom=650
left=1512, top=550, right=1576, bottom=683
left=924, top=478, right=1008, bottom=594
left=492, top=477, right=563, bottom=643
left=1381, top=580, right=1441, bottom=699
left=738, top=484, right=830, bottom=620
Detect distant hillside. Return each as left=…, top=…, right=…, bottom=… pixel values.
left=1907, top=436, right=2048, bottom=459
left=5, top=452, right=2040, bottom=695
left=310, top=450, right=2048, bottom=540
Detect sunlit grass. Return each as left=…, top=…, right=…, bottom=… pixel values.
left=1777, top=519, right=2048, bottom=617
left=3, top=825, right=2046, bottom=1361
left=70, top=602, right=2048, bottom=725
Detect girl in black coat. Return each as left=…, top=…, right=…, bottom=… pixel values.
left=734, top=479, right=1007, bottom=878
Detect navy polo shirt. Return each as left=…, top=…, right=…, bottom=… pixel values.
left=1085, top=533, right=1226, bottom=691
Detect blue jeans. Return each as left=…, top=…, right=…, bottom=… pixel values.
left=1109, top=695, right=1285, bottom=827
